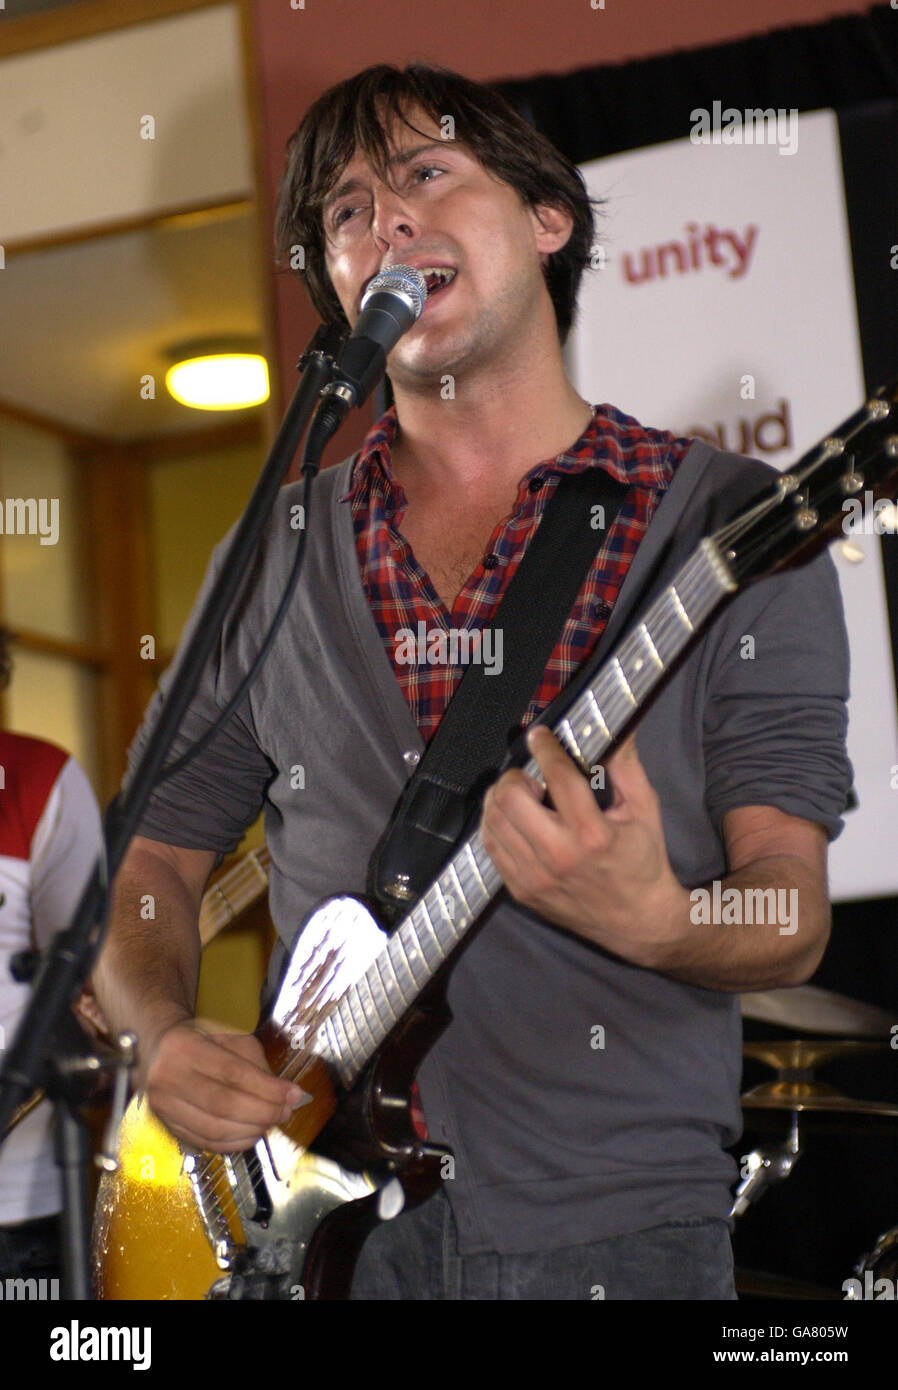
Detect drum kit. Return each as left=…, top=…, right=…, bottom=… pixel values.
left=737, top=984, right=898, bottom=1299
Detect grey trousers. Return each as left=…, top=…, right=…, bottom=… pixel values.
left=350, top=1184, right=737, bottom=1300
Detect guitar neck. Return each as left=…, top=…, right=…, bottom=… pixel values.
left=319, top=537, right=737, bottom=1088
left=198, top=844, right=271, bottom=946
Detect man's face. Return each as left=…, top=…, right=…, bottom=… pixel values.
left=320, top=107, right=571, bottom=387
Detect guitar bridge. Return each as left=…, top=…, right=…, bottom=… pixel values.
left=183, top=1153, right=237, bottom=1269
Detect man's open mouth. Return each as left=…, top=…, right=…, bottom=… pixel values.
left=419, top=266, right=457, bottom=298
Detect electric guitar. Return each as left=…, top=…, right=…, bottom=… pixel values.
left=92, top=382, right=898, bottom=1300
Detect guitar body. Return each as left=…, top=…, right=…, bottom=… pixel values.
left=92, top=895, right=452, bottom=1300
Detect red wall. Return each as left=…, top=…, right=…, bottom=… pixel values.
left=248, top=0, right=873, bottom=463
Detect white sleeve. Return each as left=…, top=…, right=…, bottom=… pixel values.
left=30, top=756, right=104, bottom=950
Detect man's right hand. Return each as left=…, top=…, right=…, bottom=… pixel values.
left=143, top=1018, right=308, bottom=1152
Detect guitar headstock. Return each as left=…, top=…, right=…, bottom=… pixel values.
left=714, top=378, right=898, bottom=587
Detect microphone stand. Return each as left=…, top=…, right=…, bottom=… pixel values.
left=0, top=322, right=348, bottom=1299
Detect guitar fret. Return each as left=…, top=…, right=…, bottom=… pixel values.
left=669, top=584, right=694, bottom=632
left=340, top=996, right=371, bottom=1066
left=247, top=849, right=269, bottom=887
left=585, top=689, right=611, bottom=742
left=415, top=898, right=445, bottom=969
left=677, top=557, right=715, bottom=619
left=464, top=840, right=489, bottom=899
left=568, top=711, right=593, bottom=763
left=648, top=594, right=684, bottom=665
left=320, top=1015, right=341, bottom=1068
left=637, top=622, right=664, bottom=670
left=559, top=716, right=587, bottom=769
left=329, top=1002, right=359, bottom=1070
left=457, top=856, right=482, bottom=912
left=434, top=880, right=462, bottom=943
left=473, top=834, right=502, bottom=898
left=214, top=883, right=236, bottom=922
left=344, top=983, right=372, bottom=1053
left=388, top=932, right=419, bottom=996
left=610, top=656, right=637, bottom=706
left=355, top=970, right=388, bottom=1046
left=447, top=862, right=471, bottom=923
left=618, top=646, right=652, bottom=702
left=370, top=952, right=403, bottom=1024
left=378, top=944, right=413, bottom=1009
left=396, top=922, right=429, bottom=989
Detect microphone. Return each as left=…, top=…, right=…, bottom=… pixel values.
left=301, top=265, right=427, bottom=474
left=330, top=264, right=428, bottom=409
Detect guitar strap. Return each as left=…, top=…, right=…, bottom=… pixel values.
left=367, top=466, right=630, bottom=922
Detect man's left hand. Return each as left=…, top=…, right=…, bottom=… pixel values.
left=479, top=724, right=687, bottom=966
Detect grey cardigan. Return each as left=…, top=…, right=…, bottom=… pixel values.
left=126, top=434, right=851, bottom=1255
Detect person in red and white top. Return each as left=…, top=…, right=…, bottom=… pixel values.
left=0, top=627, right=102, bottom=1282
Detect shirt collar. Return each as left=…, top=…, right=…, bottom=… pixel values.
left=339, top=400, right=673, bottom=505
left=339, top=405, right=402, bottom=505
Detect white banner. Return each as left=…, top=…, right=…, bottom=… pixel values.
left=570, top=109, right=898, bottom=900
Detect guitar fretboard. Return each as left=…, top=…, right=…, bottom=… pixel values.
left=199, top=845, right=271, bottom=946
left=317, top=537, right=736, bottom=1089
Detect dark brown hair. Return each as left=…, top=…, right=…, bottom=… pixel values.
left=274, top=63, right=604, bottom=343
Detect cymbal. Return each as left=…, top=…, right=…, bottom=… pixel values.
left=741, top=1037, right=898, bottom=1130
left=743, top=1040, right=884, bottom=1071
left=740, top=984, right=895, bottom=1037
left=742, top=1085, right=898, bottom=1119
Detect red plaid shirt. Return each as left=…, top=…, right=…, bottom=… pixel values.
left=341, top=401, right=693, bottom=738
left=341, top=402, right=692, bottom=1137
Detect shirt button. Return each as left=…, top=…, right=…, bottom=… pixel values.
left=403, top=749, right=421, bottom=768
left=483, top=554, right=499, bottom=570
left=528, top=475, right=545, bottom=493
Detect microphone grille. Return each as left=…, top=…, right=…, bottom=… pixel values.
left=361, top=265, right=427, bottom=317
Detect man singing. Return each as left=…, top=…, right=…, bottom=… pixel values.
left=93, top=64, right=851, bottom=1300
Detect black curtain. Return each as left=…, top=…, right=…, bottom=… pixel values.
left=494, top=5, right=898, bottom=163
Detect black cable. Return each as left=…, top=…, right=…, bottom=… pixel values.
left=153, top=466, right=315, bottom=787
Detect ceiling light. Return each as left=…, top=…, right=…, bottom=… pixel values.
left=164, top=337, right=269, bottom=411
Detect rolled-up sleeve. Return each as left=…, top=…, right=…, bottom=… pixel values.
left=702, top=547, right=853, bottom=841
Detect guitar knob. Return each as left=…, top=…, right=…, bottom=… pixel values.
left=377, top=1177, right=406, bottom=1221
